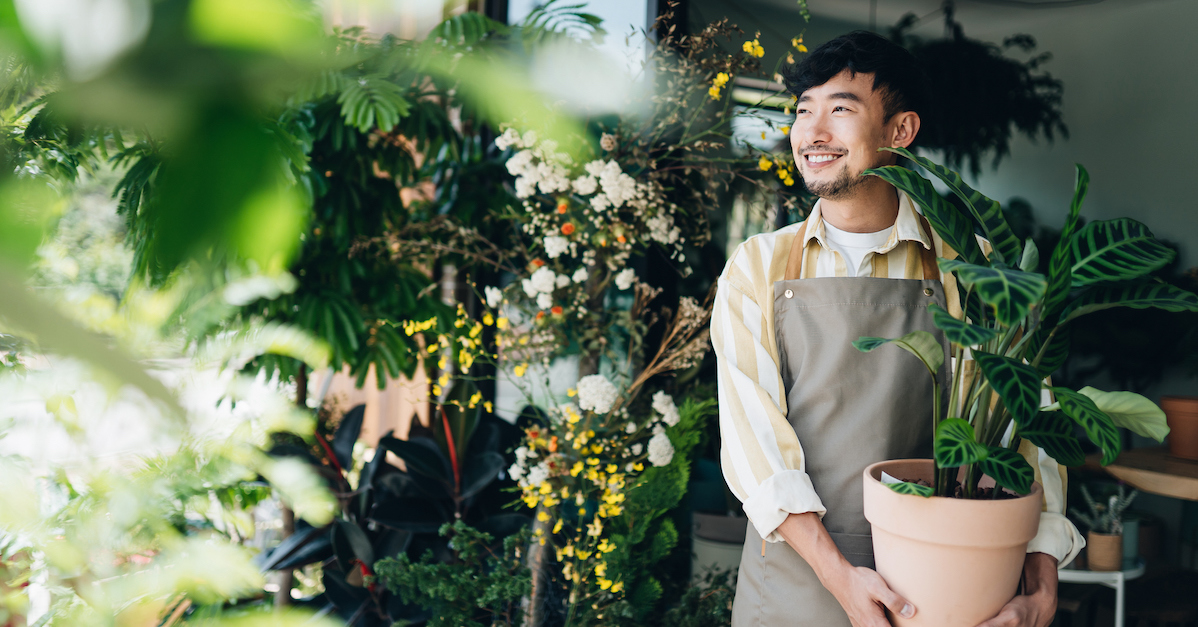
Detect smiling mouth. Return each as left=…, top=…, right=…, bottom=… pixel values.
left=804, top=153, right=844, bottom=166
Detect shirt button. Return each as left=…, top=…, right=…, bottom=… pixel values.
left=784, top=289, right=794, bottom=299
left=923, top=287, right=934, bottom=296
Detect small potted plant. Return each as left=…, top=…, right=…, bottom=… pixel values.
left=852, top=147, right=1197, bottom=626
left=1071, top=483, right=1138, bottom=571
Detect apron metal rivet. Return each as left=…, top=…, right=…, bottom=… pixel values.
left=784, top=289, right=793, bottom=299
left=923, top=287, right=934, bottom=296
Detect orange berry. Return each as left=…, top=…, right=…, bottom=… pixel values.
left=617, top=235, right=626, bottom=243
left=561, top=223, right=576, bottom=235
left=532, top=258, right=545, bottom=268
left=551, top=305, right=563, bottom=315
left=557, top=202, right=568, bottom=214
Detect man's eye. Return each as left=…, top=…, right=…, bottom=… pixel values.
left=796, top=109, right=809, bottom=115
left=833, top=106, right=850, bottom=112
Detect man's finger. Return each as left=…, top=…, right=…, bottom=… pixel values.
left=868, top=578, right=915, bottom=619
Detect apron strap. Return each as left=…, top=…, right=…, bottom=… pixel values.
left=783, top=212, right=942, bottom=282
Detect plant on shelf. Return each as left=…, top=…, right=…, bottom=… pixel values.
left=857, top=147, right=1193, bottom=500
left=1072, top=484, right=1138, bottom=536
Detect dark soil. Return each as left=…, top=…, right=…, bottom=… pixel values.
left=900, top=478, right=1020, bottom=500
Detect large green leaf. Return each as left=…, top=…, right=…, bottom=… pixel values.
left=938, top=259, right=1047, bottom=325
left=1053, top=388, right=1120, bottom=465
left=1042, top=164, right=1089, bottom=321
left=863, top=165, right=986, bottom=266
left=886, top=481, right=934, bottom=498
left=1059, top=282, right=1198, bottom=325
left=853, top=330, right=944, bottom=377
left=1077, top=386, right=1170, bottom=442
left=929, top=303, right=998, bottom=347
left=1027, top=323, right=1072, bottom=378
left=973, top=351, right=1041, bottom=428
left=1070, top=218, right=1175, bottom=287
left=881, top=147, right=1021, bottom=265
left=934, top=418, right=989, bottom=468
left=1020, top=410, right=1086, bottom=467
left=979, top=447, right=1034, bottom=495
left=1019, top=238, right=1040, bottom=273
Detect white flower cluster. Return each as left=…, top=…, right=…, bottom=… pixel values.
left=485, top=286, right=503, bottom=308
left=614, top=268, right=636, bottom=290
left=521, top=266, right=570, bottom=310
left=648, top=431, right=674, bottom=467
left=510, top=445, right=539, bottom=484
left=647, top=213, right=681, bottom=245
left=652, top=391, right=680, bottom=427
left=583, top=160, right=638, bottom=211
left=543, top=235, right=570, bottom=259
left=498, top=129, right=575, bottom=199
left=577, top=374, right=619, bottom=414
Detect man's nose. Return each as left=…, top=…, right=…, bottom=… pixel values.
left=800, top=114, right=833, bottom=145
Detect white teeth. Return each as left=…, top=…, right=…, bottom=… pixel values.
left=807, top=154, right=840, bottom=163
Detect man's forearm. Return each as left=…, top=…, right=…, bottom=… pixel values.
left=775, top=512, right=852, bottom=591
left=1022, top=552, right=1058, bottom=601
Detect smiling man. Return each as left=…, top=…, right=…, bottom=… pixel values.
left=712, top=31, right=1082, bottom=627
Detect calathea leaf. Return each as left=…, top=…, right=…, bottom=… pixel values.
left=1076, top=386, right=1170, bottom=442
left=973, top=351, right=1042, bottom=428
left=1059, top=282, right=1198, bottom=325
left=929, top=303, right=998, bottom=347
left=886, top=481, right=934, bottom=497
left=1053, top=388, right=1120, bottom=465
left=934, top=418, right=989, bottom=468
left=1027, top=322, right=1072, bottom=378
left=1070, top=218, right=1175, bottom=287
left=880, top=147, right=1021, bottom=265
left=1019, top=410, right=1085, bottom=467
left=938, top=259, right=1047, bottom=325
left=862, top=164, right=986, bottom=266
left=1043, top=165, right=1089, bottom=321
left=979, top=447, right=1035, bottom=495
left=853, top=330, right=944, bottom=377
left=1020, top=238, right=1040, bottom=273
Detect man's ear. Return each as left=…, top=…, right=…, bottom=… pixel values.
left=890, top=111, right=920, bottom=149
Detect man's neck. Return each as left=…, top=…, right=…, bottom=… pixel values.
left=818, top=179, right=900, bottom=233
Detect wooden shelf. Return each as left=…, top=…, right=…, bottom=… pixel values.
left=1084, top=447, right=1198, bottom=501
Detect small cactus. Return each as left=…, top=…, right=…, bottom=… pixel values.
left=1070, top=484, right=1137, bottom=535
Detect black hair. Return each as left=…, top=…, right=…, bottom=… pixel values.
left=782, top=31, right=929, bottom=123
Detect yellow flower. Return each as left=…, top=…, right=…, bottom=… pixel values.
left=438, top=373, right=450, bottom=386
left=633, top=463, right=644, bottom=472
left=567, top=388, right=577, bottom=397
left=537, top=511, right=550, bottom=522
left=743, top=38, right=764, bottom=58
left=497, top=316, right=508, bottom=329
left=611, top=581, right=624, bottom=593
left=484, top=401, right=494, bottom=413
left=523, top=494, right=540, bottom=508
left=780, top=125, right=790, bottom=134
left=787, top=53, right=795, bottom=64
left=758, top=155, right=772, bottom=171
left=469, top=322, right=483, bottom=338
left=483, top=312, right=494, bottom=326
left=792, top=36, right=808, bottom=53
left=432, top=384, right=442, bottom=396
left=571, top=461, right=584, bottom=477
left=460, top=350, right=475, bottom=371
left=598, top=578, right=612, bottom=590
left=514, top=363, right=528, bottom=377
left=595, top=563, right=607, bottom=577
left=605, top=464, right=617, bottom=474
left=539, top=481, right=553, bottom=494
left=713, top=71, right=729, bottom=88
left=760, top=131, right=766, bottom=140
left=587, top=458, right=600, bottom=466
left=437, top=356, right=447, bottom=369
left=708, top=85, right=721, bottom=100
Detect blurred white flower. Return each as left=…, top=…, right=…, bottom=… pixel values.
left=572, top=267, right=589, bottom=283
left=544, top=236, right=570, bottom=259
left=631, top=443, right=643, bottom=455
left=529, top=267, right=557, bottom=293
left=572, top=175, right=598, bottom=196
left=495, top=128, right=522, bottom=150
left=536, top=293, right=553, bottom=310
left=485, top=286, right=503, bottom=308
left=614, top=268, right=635, bottom=290
left=647, top=214, right=681, bottom=245
left=506, top=150, right=535, bottom=176
left=625, top=422, right=636, bottom=434
left=514, top=176, right=537, bottom=198
left=652, top=390, right=680, bottom=426
left=521, top=130, right=538, bottom=147
left=508, top=463, right=525, bottom=481
left=648, top=432, right=674, bottom=467
left=525, top=461, right=550, bottom=486
left=577, top=374, right=618, bottom=414
left=600, top=133, right=618, bottom=151
left=589, top=193, right=611, bottom=212
left=555, top=274, right=571, bottom=288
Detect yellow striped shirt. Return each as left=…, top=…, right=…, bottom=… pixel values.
left=712, top=191, right=1083, bottom=565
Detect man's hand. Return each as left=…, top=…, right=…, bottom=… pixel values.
left=826, top=564, right=916, bottom=627
left=776, top=512, right=915, bottom=627
left=974, top=552, right=1058, bottom=627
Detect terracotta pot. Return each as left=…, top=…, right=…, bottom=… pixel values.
left=1087, top=531, right=1123, bottom=571
left=1162, top=396, right=1198, bottom=460
left=863, top=459, right=1043, bottom=627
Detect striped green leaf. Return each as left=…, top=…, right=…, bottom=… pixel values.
left=1027, top=323, right=1071, bottom=378
left=1053, top=387, right=1120, bottom=465
left=979, top=447, right=1034, bottom=495
left=853, top=330, right=944, bottom=377
left=934, top=418, right=989, bottom=468
left=929, top=303, right=998, bottom=347
left=938, top=259, right=1047, bottom=325
left=1070, top=218, right=1175, bottom=287
left=863, top=165, right=986, bottom=266
left=881, top=147, right=1021, bottom=265
left=886, top=481, right=934, bottom=498
left=1020, top=410, right=1086, bottom=467
left=974, top=351, right=1042, bottom=428
left=1077, top=387, right=1170, bottom=442
left=1043, top=165, right=1089, bottom=321
left=1059, top=282, right=1198, bottom=325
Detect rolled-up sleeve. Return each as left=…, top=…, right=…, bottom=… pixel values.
left=1020, top=390, right=1085, bottom=566
left=712, top=269, right=825, bottom=543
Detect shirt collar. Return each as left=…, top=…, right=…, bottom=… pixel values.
left=802, top=190, right=933, bottom=254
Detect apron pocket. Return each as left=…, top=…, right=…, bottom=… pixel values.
left=828, top=531, right=875, bottom=569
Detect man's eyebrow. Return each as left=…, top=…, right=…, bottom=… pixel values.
left=796, top=92, right=864, bottom=104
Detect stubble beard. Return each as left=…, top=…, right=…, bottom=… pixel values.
left=803, top=160, right=867, bottom=200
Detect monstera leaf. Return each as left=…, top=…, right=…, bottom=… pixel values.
left=863, top=164, right=986, bottom=266
left=1059, top=282, right=1198, bottom=325
left=978, top=447, right=1034, bottom=495
left=934, top=418, right=988, bottom=468
left=938, top=259, right=1047, bottom=325
left=1019, top=410, right=1086, bottom=467
left=973, top=351, right=1041, bottom=428
left=929, top=303, right=998, bottom=347
left=853, top=330, right=944, bottom=377
left=881, top=146, right=1021, bottom=265
left=1070, top=218, right=1175, bottom=287
left=1053, top=388, right=1120, bottom=465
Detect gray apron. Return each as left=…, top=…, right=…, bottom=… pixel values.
left=731, top=218, right=949, bottom=626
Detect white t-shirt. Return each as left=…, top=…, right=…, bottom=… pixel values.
left=821, top=221, right=893, bottom=277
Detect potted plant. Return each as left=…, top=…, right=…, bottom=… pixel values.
left=1071, top=484, right=1138, bottom=571
left=852, top=147, right=1198, bottom=626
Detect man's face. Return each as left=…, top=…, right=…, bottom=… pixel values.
left=790, top=70, right=896, bottom=200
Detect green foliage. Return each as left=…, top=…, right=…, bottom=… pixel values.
left=862, top=164, right=986, bottom=266
left=1019, top=411, right=1085, bottom=467
left=1051, top=388, right=1120, bottom=466
left=375, top=521, right=531, bottom=627
left=1070, top=483, right=1137, bottom=535
left=660, top=568, right=735, bottom=627
left=978, top=447, right=1034, bottom=495
left=928, top=303, right=998, bottom=346
left=1069, top=218, right=1175, bottom=287
left=972, top=351, right=1040, bottom=427
left=934, top=418, right=988, bottom=468
left=852, top=330, right=944, bottom=377
left=886, top=481, right=934, bottom=497
left=937, top=259, right=1046, bottom=326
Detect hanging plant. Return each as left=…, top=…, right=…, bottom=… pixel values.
left=891, top=2, right=1067, bottom=175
